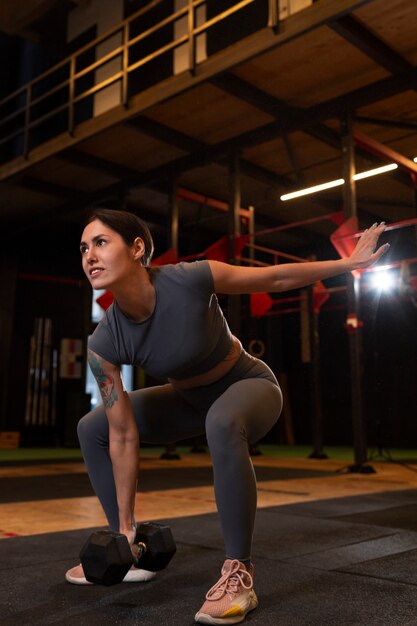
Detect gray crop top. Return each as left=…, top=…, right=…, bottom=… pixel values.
left=88, top=260, right=233, bottom=380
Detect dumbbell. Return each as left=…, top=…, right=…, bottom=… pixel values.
left=80, top=522, right=176, bottom=586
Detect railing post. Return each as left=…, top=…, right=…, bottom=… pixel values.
left=23, top=84, right=32, bottom=159
left=68, top=57, right=76, bottom=136
left=188, top=0, right=196, bottom=74
left=268, top=0, right=280, bottom=32
left=122, top=23, right=129, bottom=107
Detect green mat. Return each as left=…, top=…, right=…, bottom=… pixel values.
left=1, top=445, right=417, bottom=464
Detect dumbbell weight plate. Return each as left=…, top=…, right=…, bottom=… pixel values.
left=135, top=522, right=176, bottom=571
left=80, top=530, right=133, bottom=585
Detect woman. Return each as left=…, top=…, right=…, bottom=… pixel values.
left=67, top=209, right=388, bottom=625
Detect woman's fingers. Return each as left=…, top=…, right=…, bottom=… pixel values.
left=352, top=222, right=389, bottom=268
left=362, top=222, right=386, bottom=247
left=366, top=242, right=390, bottom=266
left=376, top=242, right=390, bottom=257
left=366, top=221, right=385, bottom=232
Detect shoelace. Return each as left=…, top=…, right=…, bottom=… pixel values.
left=205, top=560, right=253, bottom=600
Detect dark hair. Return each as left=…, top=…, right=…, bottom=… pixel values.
left=86, top=208, right=154, bottom=267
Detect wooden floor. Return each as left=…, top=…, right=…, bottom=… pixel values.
left=1, top=453, right=417, bottom=539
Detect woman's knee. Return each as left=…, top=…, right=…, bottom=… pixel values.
left=205, top=380, right=283, bottom=449
left=206, top=407, right=244, bottom=448
left=77, top=410, right=108, bottom=446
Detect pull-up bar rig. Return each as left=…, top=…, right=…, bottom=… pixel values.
left=89, top=166, right=416, bottom=463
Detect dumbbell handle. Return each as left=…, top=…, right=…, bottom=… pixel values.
left=130, top=540, right=147, bottom=566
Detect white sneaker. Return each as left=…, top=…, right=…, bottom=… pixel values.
left=65, top=564, right=156, bottom=585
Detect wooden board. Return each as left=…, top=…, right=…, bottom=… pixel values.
left=0, top=432, right=20, bottom=449
left=146, top=83, right=274, bottom=144
left=232, top=25, right=389, bottom=107
left=356, top=0, right=417, bottom=65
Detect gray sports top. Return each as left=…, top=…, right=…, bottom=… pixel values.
left=88, top=260, right=233, bottom=380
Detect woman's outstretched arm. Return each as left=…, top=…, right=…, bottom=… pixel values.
left=209, top=222, right=389, bottom=295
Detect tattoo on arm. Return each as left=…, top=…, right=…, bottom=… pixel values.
left=88, top=350, right=119, bottom=409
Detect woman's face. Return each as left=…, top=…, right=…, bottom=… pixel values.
left=80, top=219, right=143, bottom=290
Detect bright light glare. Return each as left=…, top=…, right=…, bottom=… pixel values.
left=280, top=156, right=417, bottom=201
left=353, top=163, right=398, bottom=180
left=280, top=178, right=345, bottom=201
left=370, top=270, right=396, bottom=292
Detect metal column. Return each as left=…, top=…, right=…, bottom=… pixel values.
left=160, top=179, right=181, bottom=461
left=307, top=285, right=327, bottom=459
left=247, top=204, right=262, bottom=456
left=341, top=114, right=374, bottom=473
left=228, top=152, right=242, bottom=337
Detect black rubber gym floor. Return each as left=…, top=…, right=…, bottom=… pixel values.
left=3, top=464, right=417, bottom=625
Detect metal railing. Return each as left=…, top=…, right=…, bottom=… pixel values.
left=0, top=0, right=279, bottom=163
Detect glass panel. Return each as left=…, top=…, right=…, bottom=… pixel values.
left=87, top=291, right=134, bottom=408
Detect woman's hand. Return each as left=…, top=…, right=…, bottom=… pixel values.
left=348, top=222, right=390, bottom=269
left=120, top=524, right=137, bottom=546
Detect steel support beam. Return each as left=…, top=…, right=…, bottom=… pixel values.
left=354, top=115, right=417, bottom=132
left=209, top=72, right=413, bottom=190
left=341, top=113, right=373, bottom=473
left=330, top=15, right=412, bottom=75
left=353, top=130, right=417, bottom=185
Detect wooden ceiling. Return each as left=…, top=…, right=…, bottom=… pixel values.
left=0, top=0, right=416, bottom=259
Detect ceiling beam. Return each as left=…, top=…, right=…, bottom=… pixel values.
left=58, top=113, right=296, bottom=193
left=209, top=73, right=293, bottom=120
left=125, top=114, right=295, bottom=189
left=125, top=116, right=207, bottom=153
left=298, top=69, right=417, bottom=128
left=58, top=148, right=136, bottom=180
left=354, top=130, right=417, bottom=180
left=209, top=72, right=413, bottom=188
left=210, top=73, right=342, bottom=150
left=239, top=158, right=294, bottom=189
left=330, top=14, right=412, bottom=75
left=354, top=115, right=417, bottom=132
left=12, top=175, right=82, bottom=200
left=212, top=68, right=416, bottom=158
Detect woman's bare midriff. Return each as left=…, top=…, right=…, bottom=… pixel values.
left=169, top=336, right=242, bottom=390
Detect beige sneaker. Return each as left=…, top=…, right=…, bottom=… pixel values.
left=65, top=563, right=156, bottom=585
left=195, top=559, right=258, bottom=624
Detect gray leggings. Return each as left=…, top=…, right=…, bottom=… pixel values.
left=77, top=351, right=282, bottom=562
